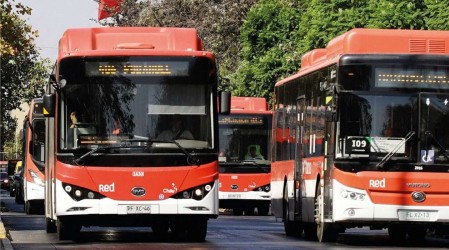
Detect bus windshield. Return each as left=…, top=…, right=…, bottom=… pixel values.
left=218, top=114, right=271, bottom=166
left=337, top=92, right=449, bottom=164
left=57, top=56, right=216, bottom=152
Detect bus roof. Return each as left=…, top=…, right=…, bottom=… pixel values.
left=277, top=28, right=449, bottom=87
left=230, top=96, right=271, bottom=114
left=58, top=27, right=209, bottom=60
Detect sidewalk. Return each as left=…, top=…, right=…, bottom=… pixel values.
left=1, top=203, right=13, bottom=250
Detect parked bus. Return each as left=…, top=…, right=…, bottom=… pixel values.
left=43, top=27, right=229, bottom=241
left=218, top=96, right=272, bottom=215
left=271, top=28, right=449, bottom=242
left=16, top=98, right=45, bottom=213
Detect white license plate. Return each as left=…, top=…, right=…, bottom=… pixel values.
left=126, top=205, right=151, bottom=214
left=399, top=210, right=432, bottom=221
left=228, top=194, right=243, bottom=199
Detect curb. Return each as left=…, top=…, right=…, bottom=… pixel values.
left=1, top=237, right=14, bottom=250
left=1, top=213, right=13, bottom=250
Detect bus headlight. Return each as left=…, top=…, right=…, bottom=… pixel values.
left=29, top=170, right=45, bottom=187
left=254, top=184, right=270, bottom=192
left=340, top=188, right=366, bottom=201
left=174, top=182, right=214, bottom=201
left=62, top=182, right=106, bottom=201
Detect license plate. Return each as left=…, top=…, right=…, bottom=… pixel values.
left=126, top=205, right=151, bottom=214
left=398, top=210, right=432, bottom=221
left=228, top=193, right=243, bottom=199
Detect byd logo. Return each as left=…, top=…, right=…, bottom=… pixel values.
left=369, top=178, right=386, bottom=188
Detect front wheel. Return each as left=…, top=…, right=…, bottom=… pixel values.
left=171, top=218, right=208, bottom=242
left=258, top=203, right=270, bottom=216
left=46, top=218, right=57, bottom=233
left=315, top=181, right=338, bottom=242
left=57, top=217, right=81, bottom=241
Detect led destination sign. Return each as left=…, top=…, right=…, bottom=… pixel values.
left=219, top=117, right=264, bottom=125
left=85, top=61, right=189, bottom=76
left=375, top=66, right=449, bottom=89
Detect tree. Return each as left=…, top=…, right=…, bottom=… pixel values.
left=100, top=0, right=257, bottom=89
left=0, top=0, right=49, bottom=156
left=367, top=0, right=426, bottom=29
left=232, top=0, right=304, bottom=100
left=424, top=0, right=449, bottom=30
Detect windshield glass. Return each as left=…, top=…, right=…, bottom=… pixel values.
left=419, top=93, right=449, bottom=163
left=218, top=114, right=271, bottom=165
left=337, top=92, right=449, bottom=164
left=58, top=56, right=216, bottom=152
left=32, top=119, right=45, bottom=162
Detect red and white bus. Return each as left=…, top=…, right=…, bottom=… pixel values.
left=271, top=28, right=449, bottom=242
left=218, top=97, right=272, bottom=215
left=43, top=27, right=229, bottom=241
left=17, top=98, right=45, bottom=214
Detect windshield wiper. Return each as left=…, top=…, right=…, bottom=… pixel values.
left=74, top=145, right=128, bottom=165
left=242, top=160, right=269, bottom=173
left=147, top=138, right=200, bottom=166
left=376, top=131, right=415, bottom=169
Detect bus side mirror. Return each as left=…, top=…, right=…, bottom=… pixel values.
left=43, top=93, right=55, bottom=117
left=219, top=91, right=231, bottom=115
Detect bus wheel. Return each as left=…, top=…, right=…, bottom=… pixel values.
left=408, top=225, right=427, bottom=242
left=46, top=218, right=56, bottom=233
left=186, top=218, right=207, bottom=242
left=388, top=225, right=406, bottom=243
left=258, top=204, right=270, bottom=216
left=233, top=207, right=243, bottom=216
left=151, top=220, right=170, bottom=239
left=57, top=218, right=81, bottom=241
left=171, top=219, right=207, bottom=242
left=315, top=181, right=338, bottom=242
left=25, top=201, right=36, bottom=215
left=283, top=184, right=302, bottom=237
left=244, top=207, right=255, bottom=216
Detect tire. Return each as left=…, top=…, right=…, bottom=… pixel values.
left=186, top=218, right=208, bottom=242
left=152, top=220, right=170, bottom=239
left=244, top=207, right=255, bottom=216
left=408, top=225, right=427, bottom=242
left=388, top=225, right=406, bottom=243
left=25, top=201, right=35, bottom=215
left=57, top=218, right=81, bottom=241
left=46, top=218, right=57, bottom=233
left=171, top=218, right=208, bottom=242
left=283, top=184, right=302, bottom=237
left=257, top=203, right=270, bottom=216
left=315, top=180, right=338, bottom=242
left=233, top=207, right=243, bottom=216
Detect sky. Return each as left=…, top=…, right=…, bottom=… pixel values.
left=19, top=0, right=102, bottom=61
left=10, top=1, right=102, bottom=131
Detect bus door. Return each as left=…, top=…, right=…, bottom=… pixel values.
left=294, top=96, right=306, bottom=219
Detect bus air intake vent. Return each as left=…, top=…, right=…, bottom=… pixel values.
left=409, top=39, right=446, bottom=53
left=409, top=39, right=426, bottom=53
left=429, top=40, right=446, bottom=53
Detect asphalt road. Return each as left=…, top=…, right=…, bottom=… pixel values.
left=2, top=189, right=449, bottom=249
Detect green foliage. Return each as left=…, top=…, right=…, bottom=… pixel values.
left=97, top=0, right=449, bottom=104
left=424, top=0, right=449, bottom=30
left=232, top=0, right=303, bottom=101
left=367, top=0, right=426, bottom=29
left=1, top=0, right=49, bottom=155
left=105, top=0, right=257, bottom=90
